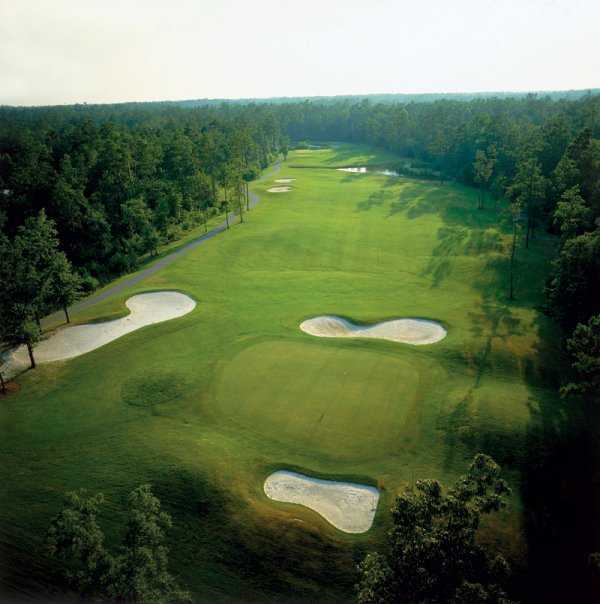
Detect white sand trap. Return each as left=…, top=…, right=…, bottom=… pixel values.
left=274, top=178, right=295, bottom=183
left=264, top=470, right=379, bottom=533
left=267, top=186, right=291, bottom=193
left=337, top=166, right=367, bottom=173
left=300, top=315, right=447, bottom=345
left=0, top=291, right=196, bottom=379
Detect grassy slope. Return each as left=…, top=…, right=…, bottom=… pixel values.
left=0, top=143, right=563, bottom=602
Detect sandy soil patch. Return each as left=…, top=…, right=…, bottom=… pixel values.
left=1, top=291, right=196, bottom=379
left=264, top=470, right=379, bottom=533
left=274, top=179, right=295, bottom=183
left=267, top=186, right=291, bottom=193
left=300, top=315, right=447, bottom=345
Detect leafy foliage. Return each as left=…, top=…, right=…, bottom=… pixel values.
left=356, top=454, right=514, bottom=604
left=0, top=210, right=79, bottom=364
left=561, top=315, right=600, bottom=402
left=1, top=111, right=284, bottom=283
left=47, top=485, right=190, bottom=603
left=545, top=228, right=600, bottom=331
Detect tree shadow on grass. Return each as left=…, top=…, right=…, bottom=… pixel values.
left=387, top=183, right=430, bottom=218
left=367, top=172, right=595, bottom=600
left=440, top=280, right=596, bottom=601
left=421, top=224, right=505, bottom=289
left=356, top=174, right=591, bottom=600
left=515, top=312, right=598, bottom=604
left=355, top=189, right=394, bottom=212
left=394, top=182, right=512, bottom=231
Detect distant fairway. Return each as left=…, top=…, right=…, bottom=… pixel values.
left=0, top=143, right=561, bottom=602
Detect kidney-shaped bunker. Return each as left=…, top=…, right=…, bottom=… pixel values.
left=1, top=291, right=196, bottom=378
left=264, top=470, right=379, bottom=533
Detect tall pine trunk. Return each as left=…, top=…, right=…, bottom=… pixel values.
left=211, top=175, right=217, bottom=205
left=224, top=190, right=230, bottom=229
left=26, top=342, right=36, bottom=369
left=238, top=186, right=244, bottom=224
left=509, top=219, right=518, bottom=300
left=64, top=305, right=70, bottom=323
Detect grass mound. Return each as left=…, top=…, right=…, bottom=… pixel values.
left=121, top=372, right=190, bottom=407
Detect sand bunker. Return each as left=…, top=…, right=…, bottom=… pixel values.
left=337, top=167, right=399, bottom=176
left=267, top=186, right=291, bottom=193
left=264, top=470, right=379, bottom=533
left=274, top=178, right=295, bottom=183
left=0, top=291, right=196, bottom=378
left=300, top=315, right=446, bottom=345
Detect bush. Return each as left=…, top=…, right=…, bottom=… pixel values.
left=80, top=273, right=99, bottom=293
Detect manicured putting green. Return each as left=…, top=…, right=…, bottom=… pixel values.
left=214, top=340, right=440, bottom=460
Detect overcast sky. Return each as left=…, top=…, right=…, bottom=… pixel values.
left=1, top=0, right=599, bottom=106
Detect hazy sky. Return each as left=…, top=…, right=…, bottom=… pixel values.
left=1, top=0, right=599, bottom=106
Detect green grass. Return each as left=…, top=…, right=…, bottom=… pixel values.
left=0, top=143, right=564, bottom=602
left=289, top=141, right=402, bottom=168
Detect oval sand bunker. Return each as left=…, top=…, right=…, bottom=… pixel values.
left=300, top=315, right=446, bottom=345
left=264, top=470, right=379, bottom=533
left=267, top=186, right=291, bottom=193
left=1, top=291, right=196, bottom=378
left=274, top=178, right=295, bottom=183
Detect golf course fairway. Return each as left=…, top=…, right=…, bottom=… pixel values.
left=0, top=143, right=562, bottom=602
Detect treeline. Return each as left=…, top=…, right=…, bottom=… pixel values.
left=0, top=107, right=285, bottom=287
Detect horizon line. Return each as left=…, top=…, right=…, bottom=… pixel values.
left=3, top=86, right=599, bottom=109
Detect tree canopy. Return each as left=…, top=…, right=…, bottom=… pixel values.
left=46, top=485, right=190, bottom=603
left=357, top=454, right=513, bottom=604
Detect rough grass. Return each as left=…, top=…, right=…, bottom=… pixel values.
left=0, top=143, right=565, bottom=602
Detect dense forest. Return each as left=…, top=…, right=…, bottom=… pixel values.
left=0, top=107, right=283, bottom=285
